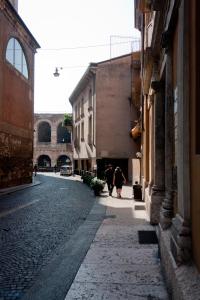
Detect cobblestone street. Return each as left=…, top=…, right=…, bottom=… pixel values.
left=0, top=173, right=97, bottom=300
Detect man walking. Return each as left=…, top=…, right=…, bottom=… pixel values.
left=105, top=164, right=114, bottom=196
left=33, top=164, right=38, bottom=176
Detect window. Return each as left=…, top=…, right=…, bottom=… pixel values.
left=88, top=88, right=92, bottom=110
left=6, top=38, right=28, bottom=79
left=78, top=102, right=81, bottom=118
left=88, top=116, right=92, bottom=145
left=81, top=122, right=84, bottom=141
left=81, top=98, right=84, bottom=116
left=75, top=105, right=77, bottom=120
left=78, top=124, right=80, bottom=143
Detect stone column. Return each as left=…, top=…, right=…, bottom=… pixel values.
left=143, top=95, right=149, bottom=185
left=150, top=81, right=165, bottom=224
left=160, top=44, right=174, bottom=229
left=170, top=0, right=191, bottom=264
left=148, top=95, right=154, bottom=192
left=51, top=121, right=57, bottom=145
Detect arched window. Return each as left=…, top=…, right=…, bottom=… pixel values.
left=57, top=123, right=71, bottom=143
left=6, top=38, right=28, bottom=79
left=38, top=122, right=51, bottom=142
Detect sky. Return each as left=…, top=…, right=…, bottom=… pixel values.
left=18, top=0, right=140, bottom=113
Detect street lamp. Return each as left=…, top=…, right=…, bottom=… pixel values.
left=53, top=67, right=63, bottom=77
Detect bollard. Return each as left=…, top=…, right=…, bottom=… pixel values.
left=133, top=181, right=142, bottom=201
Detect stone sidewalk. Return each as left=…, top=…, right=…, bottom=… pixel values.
left=65, top=185, right=169, bottom=300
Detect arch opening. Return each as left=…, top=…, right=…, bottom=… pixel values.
left=38, top=122, right=51, bottom=142
left=57, top=123, right=71, bottom=143
left=37, top=155, right=51, bottom=167
left=57, top=155, right=71, bottom=167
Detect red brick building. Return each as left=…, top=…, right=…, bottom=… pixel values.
left=0, top=0, right=40, bottom=188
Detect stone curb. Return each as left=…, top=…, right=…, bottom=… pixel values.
left=0, top=180, right=41, bottom=197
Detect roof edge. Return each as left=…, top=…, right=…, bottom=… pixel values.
left=5, top=0, right=40, bottom=49
left=69, top=63, right=97, bottom=105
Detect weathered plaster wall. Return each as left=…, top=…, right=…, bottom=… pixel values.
left=96, top=55, right=139, bottom=179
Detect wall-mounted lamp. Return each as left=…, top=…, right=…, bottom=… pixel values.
left=136, top=151, right=142, bottom=159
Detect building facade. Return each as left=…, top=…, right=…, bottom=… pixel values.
left=33, top=114, right=73, bottom=170
left=134, top=0, right=200, bottom=298
left=0, top=0, right=39, bottom=188
left=69, top=53, right=141, bottom=181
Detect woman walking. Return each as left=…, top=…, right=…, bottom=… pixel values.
left=113, top=167, right=126, bottom=198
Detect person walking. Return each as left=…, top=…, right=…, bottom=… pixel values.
left=33, top=164, right=38, bottom=176
left=105, top=164, right=114, bottom=196
left=113, top=166, right=126, bottom=198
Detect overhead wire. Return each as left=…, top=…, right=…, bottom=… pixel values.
left=38, top=39, right=140, bottom=51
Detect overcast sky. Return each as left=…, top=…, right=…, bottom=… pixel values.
left=18, top=0, right=140, bottom=113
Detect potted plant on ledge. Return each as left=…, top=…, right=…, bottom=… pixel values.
left=63, top=113, right=72, bottom=130
left=90, top=177, right=105, bottom=196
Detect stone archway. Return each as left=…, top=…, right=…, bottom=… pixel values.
left=57, top=155, right=71, bottom=167
left=38, top=155, right=51, bottom=167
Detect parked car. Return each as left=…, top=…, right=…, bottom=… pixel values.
left=60, top=165, right=72, bottom=176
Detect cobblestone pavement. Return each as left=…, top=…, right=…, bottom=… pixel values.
left=0, top=173, right=95, bottom=300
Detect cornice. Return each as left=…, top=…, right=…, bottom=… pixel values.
left=0, top=0, right=40, bottom=51
left=69, top=64, right=97, bottom=105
